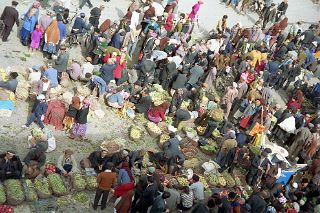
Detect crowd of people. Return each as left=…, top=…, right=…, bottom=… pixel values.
left=0, top=0, right=320, bottom=212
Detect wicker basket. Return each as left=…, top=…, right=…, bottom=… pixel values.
left=181, top=147, right=198, bottom=160
left=146, top=126, right=162, bottom=138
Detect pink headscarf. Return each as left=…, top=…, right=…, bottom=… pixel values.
left=120, top=91, right=130, bottom=100
left=82, top=99, right=90, bottom=108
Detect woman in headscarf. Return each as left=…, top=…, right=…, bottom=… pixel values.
left=43, top=20, right=60, bottom=58
left=114, top=51, right=127, bottom=85
left=188, top=0, right=203, bottom=22
left=43, top=95, right=67, bottom=130
left=69, top=98, right=90, bottom=141
left=147, top=102, right=170, bottom=123
left=63, top=96, right=80, bottom=132
left=20, top=8, right=37, bottom=46
left=204, top=61, right=217, bottom=92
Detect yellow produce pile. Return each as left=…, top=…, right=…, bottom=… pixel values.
left=199, top=176, right=209, bottom=189
left=159, top=134, right=170, bottom=145
left=130, top=127, right=142, bottom=141
left=146, top=122, right=162, bottom=135
left=176, top=177, right=189, bottom=186
left=197, top=126, right=206, bottom=135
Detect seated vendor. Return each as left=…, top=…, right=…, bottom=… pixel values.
left=0, top=150, right=23, bottom=181
left=0, top=72, right=19, bottom=92
left=57, top=149, right=79, bottom=176
left=22, top=147, right=46, bottom=179
left=147, top=102, right=170, bottom=123
left=80, top=149, right=109, bottom=173
left=107, top=90, right=130, bottom=109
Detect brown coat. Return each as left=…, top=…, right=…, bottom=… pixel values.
left=97, top=171, right=117, bottom=190
left=0, top=6, right=19, bottom=27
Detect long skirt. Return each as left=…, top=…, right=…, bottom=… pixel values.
left=72, top=123, right=87, bottom=137
left=63, top=116, right=75, bottom=130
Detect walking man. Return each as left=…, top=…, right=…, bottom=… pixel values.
left=0, top=1, right=19, bottom=42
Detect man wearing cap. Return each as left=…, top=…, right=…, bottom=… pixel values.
left=261, top=3, right=277, bottom=29
left=89, top=5, right=105, bottom=29
left=216, top=133, right=237, bottom=170
left=54, top=45, right=70, bottom=73
left=68, top=59, right=81, bottom=81
left=28, top=65, right=42, bottom=84
left=0, top=150, right=22, bottom=181
left=22, top=94, right=48, bottom=129
left=43, top=64, right=58, bottom=88
left=72, top=12, right=91, bottom=33
left=289, top=124, right=313, bottom=160
left=0, top=1, right=19, bottom=42
left=39, top=10, right=53, bottom=31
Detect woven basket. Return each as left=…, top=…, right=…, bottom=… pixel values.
left=181, top=147, right=198, bottom=160
left=199, top=146, right=215, bottom=156
left=146, top=126, right=162, bottom=138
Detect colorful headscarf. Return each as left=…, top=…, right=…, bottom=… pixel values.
left=82, top=98, right=90, bottom=108
left=71, top=96, right=81, bottom=110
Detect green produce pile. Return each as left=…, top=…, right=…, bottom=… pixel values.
left=4, top=179, right=25, bottom=206
left=149, top=84, right=171, bottom=106
left=34, top=177, right=51, bottom=199
left=0, top=183, right=6, bottom=204
left=207, top=173, right=219, bottom=186
left=212, top=128, right=220, bottom=137
left=180, top=101, right=190, bottom=110
left=23, top=179, right=38, bottom=202
left=57, top=196, right=70, bottom=207
left=183, top=127, right=197, bottom=136
left=234, top=176, right=242, bottom=185
left=222, top=172, right=236, bottom=187
left=200, top=141, right=218, bottom=153
left=48, top=173, right=67, bottom=196
left=249, top=144, right=262, bottom=155
left=72, top=192, right=89, bottom=203
left=142, top=152, right=150, bottom=168
left=164, top=116, right=173, bottom=125
left=129, top=126, right=142, bottom=141
left=176, top=177, right=189, bottom=186
left=85, top=176, right=97, bottom=191
left=72, top=173, right=87, bottom=192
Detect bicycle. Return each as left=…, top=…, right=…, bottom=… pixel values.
left=65, top=29, right=91, bottom=48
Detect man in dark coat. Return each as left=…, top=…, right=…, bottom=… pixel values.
left=0, top=1, right=19, bottom=42
left=247, top=191, right=268, bottom=213
left=135, top=90, right=152, bottom=113
left=172, top=69, right=188, bottom=90
left=23, top=94, right=48, bottom=129
left=89, top=5, right=104, bottom=29
left=283, top=64, right=301, bottom=90
left=100, top=59, right=117, bottom=85
left=187, top=65, right=204, bottom=90
left=160, top=58, right=177, bottom=90
left=262, top=3, right=277, bottom=29
left=0, top=150, right=22, bottom=181
left=54, top=45, right=70, bottom=73
left=289, top=125, right=313, bottom=160
left=139, top=56, right=156, bottom=86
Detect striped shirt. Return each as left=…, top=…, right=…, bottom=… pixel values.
left=181, top=192, right=193, bottom=208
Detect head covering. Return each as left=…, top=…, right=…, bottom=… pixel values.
left=45, top=20, right=60, bottom=45
left=292, top=182, right=298, bottom=188
left=120, top=91, right=130, bottom=100
left=37, top=94, right=46, bottom=100
left=82, top=99, right=90, bottom=108
left=12, top=1, right=18, bottom=6
left=148, top=166, right=156, bottom=174
left=32, top=65, right=40, bottom=71
left=86, top=57, right=92, bottom=63
left=232, top=82, right=238, bottom=88
left=71, top=96, right=81, bottom=110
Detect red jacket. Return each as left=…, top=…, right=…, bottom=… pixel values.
left=113, top=56, right=126, bottom=79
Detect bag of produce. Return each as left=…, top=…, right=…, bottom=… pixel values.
left=146, top=122, right=162, bottom=138
left=176, top=177, right=189, bottom=186
left=23, top=179, right=38, bottom=202
left=199, top=175, right=209, bottom=189
left=85, top=176, right=97, bottom=191
left=48, top=173, right=67, bottom=196
left=0, top=183, right=6, bottom=204
left=129, top=126, right=142, bottom=141
left=208, top=173, right=219, bottom=186
left=158, top=134, right=170, bottom=149
left=34, top=177, right=51, bottom=199
left=4, top=179, right=25, bottom=206
left=0, top=204, right=14, bottom=213
left=72, top=173, right=87, bottom=192
left=208, top=108, right=224, bottom=122
left=72, top=192, right=89, bottom=204
left=222, top=172, right=236, bottom=187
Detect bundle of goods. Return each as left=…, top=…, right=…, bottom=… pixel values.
left=222, top=172, right=236, bottom=187
left=15, top=75, right=30, bottom=101
left=199, top=175, right=209, bottom=189
left=48, top=173, right=67, bottom=196
left=129, top=126, right=142, bottom=141
left=100, top=140, right=121, bottom=154
left=72, top=192, right=89, bottom=203
left=85, top=176, right=97, bottom=191
left=196, top=126, right=206, bottom=135
left=4, top=179, right=25, bottom=206
left=34, top=177, right=51, bottom=199
left=176, top=177, right=189, bottom=186
left=181, top=146, right=198, bottom=160
left=164, top=116, right=173, bottom=125
left=184, top=158, right=200, bottom=169
left=158, top=134, right=170, bottom=149
left=23, top=179, right=38, bottom=202
left=72, top=173, right=87, bottom=192
left=76, top=86, right=91, bottom=96
left=212, top=128, right=221, bottom=138
left=146, top=122, right=162, bottom=138
left=207, top=108, right=224, bottom=122
left=149, top=84, right=171, bottom=106
left=207, top=173, right=226, bottom=187
left=199, top=142, right=218, bottom=155
left=0, top=183, right=6, bottom=204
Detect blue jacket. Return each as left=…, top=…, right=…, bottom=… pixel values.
left=117, top=169, right=131, bottom=185
left=92, top=75, right=107, bottom=87
left=58, top=21, right=67, bottom=40
left=34, top=101, right=48, bottom=116
left=43, top=68, right=58, bottom=88
left=266, top=61, right=279, bottom=74
left=108, top=93, right=124, bottom=106
left=72, top=17, right=89, bottom=32
left=100, top=63, right=117, bottom=85
left=110, top=33, right=121, bottom=49
left=23, top=15, right=36, bottom=32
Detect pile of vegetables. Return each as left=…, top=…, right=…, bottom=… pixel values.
left=0, top=204, right=14, bottom=213
left=146, top=122, right=162, bottom=137
left=222, top=172, right=236, bottom=187
left=200, top=140, right=218, bottom=154
left=34, top=177, right=51, bottom=199
left=129, top=126, right=142, bottom=141
left=48, top=173, right=67, bottom=196
left=142, top=152, right=150, bottom=168
left=207, top=173, right=219, bottom=186
left=4, top=179, right=25, bottom=206
left=45, top=164, right=56, bottom=175
left=149, top=84, right=171, bottom=106
left=234, top=176, right=242, bottom=186
left=23, top=179, right=38, bottom=202
left=218, top=176, right=227, bottom=187
left=85, top=176, right=97, bottom=191
left=212, top=129, right=220, bottom=138
left=180, top=101, right=190, bottom=110
left=72, top=192, right=89, bottom=203
left=72, top=173, right=87, bottom=192
left=164, top=116, right=173, bottom=125
left=207, top=108, right=224, bottom=122
left=199, top=176, right=209, bottom=189
left=159, top=134, right=170, bottom=149
left=176, top=177, right=189, bottom=186
left=249, top=144, right=262, bottom=155
left=196, top=126, right=206, bottom=135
